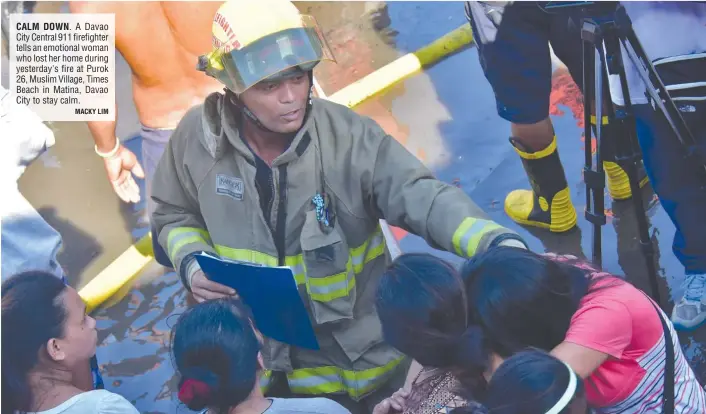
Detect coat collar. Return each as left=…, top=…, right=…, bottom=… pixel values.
left=200, top=91, right=314, bottom=166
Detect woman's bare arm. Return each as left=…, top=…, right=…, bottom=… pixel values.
left=551, top=341, right=610, bottom=379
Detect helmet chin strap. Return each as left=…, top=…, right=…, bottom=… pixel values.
left=228, top=71, right=315, bottom=136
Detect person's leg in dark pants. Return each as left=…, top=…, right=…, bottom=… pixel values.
left=632, top=103, right=706, bottom=329
left=465, top=1, right=577, bottom=233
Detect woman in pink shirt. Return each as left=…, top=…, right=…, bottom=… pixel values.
left=462, top=247, right=705, bottom=413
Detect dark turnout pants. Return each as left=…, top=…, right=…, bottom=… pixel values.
left=465, top=1, right=588, bottom=124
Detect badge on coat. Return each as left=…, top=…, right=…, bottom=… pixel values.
left=216, top=174, right=244, bottom=201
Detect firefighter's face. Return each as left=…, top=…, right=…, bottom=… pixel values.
left=240, top=71, right=310, bottom=134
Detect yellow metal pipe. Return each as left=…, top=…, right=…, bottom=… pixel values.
left=329, top=24, right=473, bottom=107
left=80, top=233, right=154, bottom=313
left=78, top=23, right=474, bottom=312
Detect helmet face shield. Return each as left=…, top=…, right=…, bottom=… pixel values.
left=210, top=15, right=335, bottom=94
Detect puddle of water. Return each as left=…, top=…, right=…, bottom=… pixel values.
left=95, top=266, right=187, bottom=412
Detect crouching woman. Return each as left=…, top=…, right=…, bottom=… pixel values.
left=462, top=247, right=705, bottom=412
left=1, top=271, right=138, bottom=414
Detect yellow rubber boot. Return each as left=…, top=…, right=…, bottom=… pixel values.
left=594, top=116, right=651, bottom=201
left=603, top=161, right=650, bottom=200
left=504, top=136, right=577, bottom=233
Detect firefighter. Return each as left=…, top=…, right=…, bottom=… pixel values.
left=150, top=0, right=527, bottom=412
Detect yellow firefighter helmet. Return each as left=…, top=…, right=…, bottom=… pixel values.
left=198, top=0, right=335, bottom=94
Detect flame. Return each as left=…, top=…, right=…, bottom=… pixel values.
left=549, top=67, right=585, bottom=129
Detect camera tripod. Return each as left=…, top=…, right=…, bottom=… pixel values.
left=577, top=3, right=704, bottom=308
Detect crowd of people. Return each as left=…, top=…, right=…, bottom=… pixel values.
left=5, top=249, right=705, bottom=413
left=2, top=0, right=705, bottom=413
left=373, top=250, right=705, bottom=413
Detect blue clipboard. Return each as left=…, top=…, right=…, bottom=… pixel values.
left=194, top=253, right=320, bottom=350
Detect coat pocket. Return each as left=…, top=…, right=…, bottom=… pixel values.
left=300, top=210, right=356, bottom=325
left=331, top=311, right=386, bottom=363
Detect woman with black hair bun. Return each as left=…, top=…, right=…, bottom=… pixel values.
left=374, top=253, right=497, bottom=414
left=170, top=297, right=351, bottom=414
left=457, top=349, right=588, bottom=414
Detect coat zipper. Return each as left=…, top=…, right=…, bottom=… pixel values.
left=270, top=166, right=288, bottom=267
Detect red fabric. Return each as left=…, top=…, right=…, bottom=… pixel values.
left=178, top=379, right=211, bottom=405
left=564, top=278, right=662, bottom=407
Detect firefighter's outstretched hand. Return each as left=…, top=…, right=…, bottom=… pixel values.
left=190, top=270, right=237, bottom=303
left=372, top=388, right=409, bottom=414
left=103, top=145, right=145, bottom=204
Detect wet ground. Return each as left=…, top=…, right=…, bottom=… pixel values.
left=2, top=1, right=704, bottom=412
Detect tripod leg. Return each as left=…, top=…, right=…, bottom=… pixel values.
left=581, top=21, right=607, bottom=268
left=620, top=120, right=662, bottom=306
left=582, top=26, right=593, bottom=239
left=602, top=31, right=663, bottom=306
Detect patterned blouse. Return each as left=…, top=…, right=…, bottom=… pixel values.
left=403, top=368, right=470, bottom=414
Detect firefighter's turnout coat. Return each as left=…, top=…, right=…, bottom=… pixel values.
left=151, top=92, right=524, bottom=400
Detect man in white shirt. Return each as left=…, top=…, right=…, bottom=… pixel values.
left=0, top=86, right=66, bottom=282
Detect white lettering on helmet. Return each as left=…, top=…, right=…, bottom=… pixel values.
left=213, top=12, right=240, bottom=49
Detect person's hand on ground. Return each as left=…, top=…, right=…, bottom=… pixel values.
left=189, top=270, right=237, bottom=303
left=372, top=388, right=410, bottom=414
left=103, top=144, right=145, bottom=203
